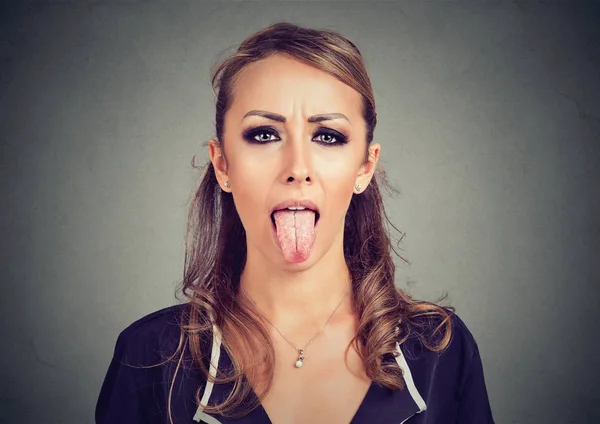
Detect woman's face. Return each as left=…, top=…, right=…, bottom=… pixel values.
left=209, top=53, right=380, bottom=268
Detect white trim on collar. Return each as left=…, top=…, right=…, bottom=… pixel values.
left=193, top=319, right=223, bottom=423
left=194, top=410, right=224, bottom=424
left=395, top=340, right=427, bottom=413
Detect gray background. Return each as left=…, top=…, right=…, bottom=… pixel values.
left=1, top=1, right=599, bottom=423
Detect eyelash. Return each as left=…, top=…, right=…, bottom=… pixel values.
left=242, top=126, right=349, bottom=147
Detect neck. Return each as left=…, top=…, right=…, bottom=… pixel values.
left=239, top=243, right=354, bottom=330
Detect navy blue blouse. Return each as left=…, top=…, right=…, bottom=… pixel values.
left=95, top=303, right=494, bottom=423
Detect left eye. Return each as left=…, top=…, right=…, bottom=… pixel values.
left=314, top=133, right=338, bottom=144
left=313, top=129, right=348, bottom=145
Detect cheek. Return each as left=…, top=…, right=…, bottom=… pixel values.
left=319, top=162, right=357, bottom=219
left=228, top=145, right=276, bottom=186
left=230, top=184, right=268, bottom=234
left=319, top=163, right=355, bottom=186
left=317, top=147, right=358, bottom=177
left=227, top=154, right=275, bottom=226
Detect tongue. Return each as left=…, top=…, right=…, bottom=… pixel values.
left=272, top=209, right=317, bottom=263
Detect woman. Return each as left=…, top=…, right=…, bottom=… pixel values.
left=95, top=22, right=494, bottom=424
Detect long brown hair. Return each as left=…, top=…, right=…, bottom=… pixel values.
left=166, top=22, right=454, bottom=421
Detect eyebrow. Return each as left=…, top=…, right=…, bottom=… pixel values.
left=242, top=110, right=350, bottom=123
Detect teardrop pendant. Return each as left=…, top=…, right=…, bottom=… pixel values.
left=295, top=349, right=304, bottom=368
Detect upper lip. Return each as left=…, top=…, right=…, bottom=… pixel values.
left=270, top=198, right=320, bottom=214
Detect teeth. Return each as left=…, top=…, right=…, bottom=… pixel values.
left=287, top=206, right=306, bottom=210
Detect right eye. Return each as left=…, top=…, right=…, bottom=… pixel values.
left=242, top=126, right=281, bottom=144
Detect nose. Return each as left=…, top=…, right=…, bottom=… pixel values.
left=282, top=131, right=312, bottom=185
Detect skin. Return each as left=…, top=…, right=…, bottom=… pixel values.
left=208, top=53, right=380, bottom=341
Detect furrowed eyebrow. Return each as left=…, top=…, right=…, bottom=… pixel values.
left=242, top=110, right=350, bottom=123
left=308, top=113, right=349, bottom=123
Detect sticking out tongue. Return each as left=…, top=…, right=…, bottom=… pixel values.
left=272, top=209, right=318, bottom=263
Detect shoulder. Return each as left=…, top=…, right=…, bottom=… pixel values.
left=113, top=303, right=191, bottom=364
left=97, top=304, right=201, bottom=423
left=444, top=309, right=479, bottom=358
left=400, top=307, right=483, bottom=394
left=119, top=302, right=189, bottom=338
left=401, top=306, right=478, bottom=359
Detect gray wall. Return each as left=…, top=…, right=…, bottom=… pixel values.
left=1, top=1, right=599, bottom=423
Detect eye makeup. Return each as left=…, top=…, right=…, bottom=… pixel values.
left=241, top=125, right=350, bottom=147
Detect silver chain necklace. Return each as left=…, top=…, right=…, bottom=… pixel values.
left=240, top=283, right=351, bottom=368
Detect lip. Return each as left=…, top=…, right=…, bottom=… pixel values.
left=270, top=198, right=320, bottom=214
left=270, top=198, right=321, bottom=230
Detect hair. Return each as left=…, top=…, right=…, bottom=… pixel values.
left=161, top=22, right=454, bottom=421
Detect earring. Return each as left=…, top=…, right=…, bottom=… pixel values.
left=355, top=183, right=362, bottom=192
left=224, top=181, right=230, bottom=189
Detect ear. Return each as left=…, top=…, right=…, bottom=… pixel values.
left=354, top=143, right=381, bottom=193
left=208, top=139, right=230, bottom=191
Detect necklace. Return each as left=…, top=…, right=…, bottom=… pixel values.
left=240, top=283, right=351, bottom=368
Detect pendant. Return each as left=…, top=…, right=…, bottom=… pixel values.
left=295, top=349, right=304, bottom=368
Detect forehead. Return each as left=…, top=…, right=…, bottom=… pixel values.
left=229, top=54, right=363, bottom=119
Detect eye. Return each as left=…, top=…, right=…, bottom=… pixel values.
left=242, top=126, right=349, bottom=146
left=242, top=126, right=281, bottom=144
left=313, top=128, right=348, bottom=146
left=315, top=133, right=336, bottom=143
left=254, top=132, right=277, bottom=142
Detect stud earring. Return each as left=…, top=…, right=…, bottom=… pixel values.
left=355, top=184, right=362, bottom=192
left=224, top=181, right=230, bottom=189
